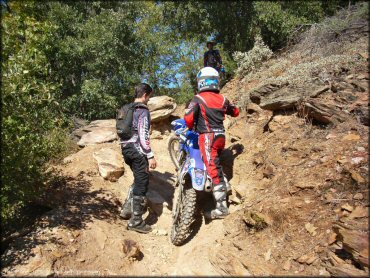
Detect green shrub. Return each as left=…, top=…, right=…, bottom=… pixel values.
left=1, top=6, right=70, bottom=231
left=62, top=79, right=118, bottom=120
left=232, top=36, right=273, bottom=76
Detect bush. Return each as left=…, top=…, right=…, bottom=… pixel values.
left=1, top=6, right=70, bottom=231
left=232, top=36, right=273, bottom=76
left=62, top=79, right=118, bottom=120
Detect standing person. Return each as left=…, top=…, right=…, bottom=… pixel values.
left=118, top=83, right=157, bottom=233
left=204, top=41, right=223, bottom=72
left=184, top=67, right=240, bottom=220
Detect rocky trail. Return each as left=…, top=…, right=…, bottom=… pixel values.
left=0, top=127, right=246, bottom=276
left=2, top=6, right=369, bottom=276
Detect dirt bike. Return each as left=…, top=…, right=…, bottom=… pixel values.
left=168, top=119, right=230, bottom=246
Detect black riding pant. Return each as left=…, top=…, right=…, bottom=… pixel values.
left=121, top=143, right=149, bottom=197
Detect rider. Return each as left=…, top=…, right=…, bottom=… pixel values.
left=184, top=67, right=239, bottom=219
left=119, top=83, right=157, bottom=233
left=204, top=41, right=223, bottom=73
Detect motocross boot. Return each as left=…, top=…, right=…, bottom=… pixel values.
left=205, top=182, right=229, bottom=220
left=127, top=195, right=152, bottom=234
left=120, top=185, right=133, bottom=220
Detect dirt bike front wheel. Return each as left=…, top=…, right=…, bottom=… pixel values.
left=168, top=135, right=185, bottom=170
left=171, top=180, right=197, bottom=246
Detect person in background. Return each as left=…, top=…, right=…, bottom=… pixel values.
left=204, top=41, right=223, bottom=73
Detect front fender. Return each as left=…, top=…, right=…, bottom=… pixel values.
left=179, top=157, right=207, bottom=191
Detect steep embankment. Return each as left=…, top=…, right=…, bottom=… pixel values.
left=2, top=4, right=369, bottom=276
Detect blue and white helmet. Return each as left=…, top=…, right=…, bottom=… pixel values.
left=197, top=67, right=220, bottom=92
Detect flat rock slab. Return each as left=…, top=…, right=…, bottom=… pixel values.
left=93, top=148, right=124, bottom=181
left=148, top=96, right=177, bottom=123
left=78, top=128, right=117, bottom=147
left=260, top=95, right=301, bottom=111
left=83, top=119, right=116, bottom=131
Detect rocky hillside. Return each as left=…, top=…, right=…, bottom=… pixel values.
left=1, top=4, right=368, bottom=276
left=219, top=4, right=369, bottom=276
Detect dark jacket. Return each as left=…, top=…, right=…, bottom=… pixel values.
left=204, top=49, right=223, bottom=68
left=120, top=103, right=154, bottom=159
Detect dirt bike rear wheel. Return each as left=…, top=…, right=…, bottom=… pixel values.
left=171, top=180, right=197, bottom=246
left=168, top=135, right=185, bottom=170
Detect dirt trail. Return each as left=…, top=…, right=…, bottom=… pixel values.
left=1, top=135, right=244, bottom=276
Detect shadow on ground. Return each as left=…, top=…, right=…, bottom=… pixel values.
left=1, top=171, right=122, bottom=270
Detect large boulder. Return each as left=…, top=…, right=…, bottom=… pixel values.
left=77, top=119, right=117, bottom=146
left=72, top=119, right=117, bottom=147
left=93, top=148, right=124, bottom=181
left=78, top=128, right=117, bottom=147
left=83, top=119, right=116, bottom=131
left=148, top=96, right=177, bottom=122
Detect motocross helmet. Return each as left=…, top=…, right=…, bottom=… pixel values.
left=197, top=67, right=220, bottom=92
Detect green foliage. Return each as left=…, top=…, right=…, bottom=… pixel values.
left=63, top=79, right=118, bottom=120
left=233, top=36, right=273, bottom=76
left=1, top=3, right=70, bottom=229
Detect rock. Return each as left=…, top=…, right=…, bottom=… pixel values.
left=295, top=183, right=316, bottom=190
left=268, top=115, right=292, bottom=132
left=233, top=184, right=247, bottom=200
left=93, top=148, right=124, bottom=181
left=262, top=165, right=274, bottom=178
left=153, top=229, right=167, bottom=236
left=299, top=99, right=347, bottom=125
left=341, top=203, right=354, bottom=212
left=297, top=254, right=308, bottom=264
left=343, top=134, right=361, bottom=141
left=305, top=254, right=318, bottom=265
left=209, top=250, right=252, bottom=276
left=78, top=128, right=117, bottom=146
left=148, top=96, right=177, bottom=123
left=305, top=223, right=318, bottom=236
left=352, top=106, right=369, bottom=126
left=357, top=73, right=368, bottom=80
left=122, top=239, right=141, bottom=260
left=328, top=232, right=337, bottom=245
left=246, top=103, right=262, bottom=114
left=229, top=194, right=242, bottom=205
left=264, top=249, right=271, bottom=261
left=353, top=193, right=364, bottom=200
left=260, top=95, right=301, bottom=111
left=86, top=119, right=116, bottom=129
left=351, top=157, right=364, bottom=165
left=349, top=170, right=365, bottom=184
left=349, top=206, right=368, bottom=219
left=310, top=85, right=330, bottom=98
left=242, top=211, right=269, bottom=230
left=283, top=259, right=291, bottom=271
left=318, top=268, right=331, bottom=277
left=326, top=263, right=368, bottom=277
left=350, top=81, right=368, bottom=92
left=296, top=251, right=319, bottom=265
left=333, top=224, right=369, bottom=268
